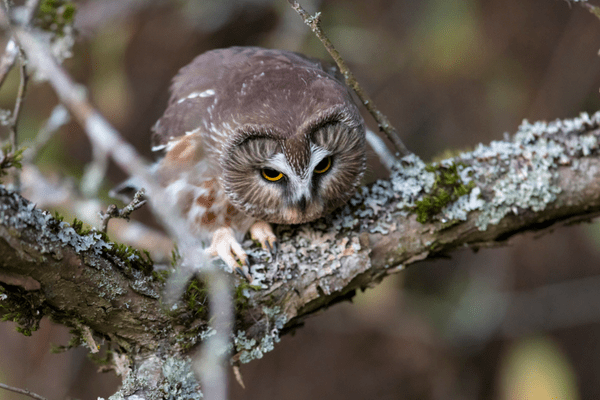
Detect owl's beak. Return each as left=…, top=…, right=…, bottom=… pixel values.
left=296, top=195, right=307, bottom=213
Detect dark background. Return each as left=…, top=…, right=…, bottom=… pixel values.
left=2, top=0, right=600, bottom=399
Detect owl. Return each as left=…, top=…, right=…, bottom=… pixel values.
left=150, top=47, right=366, bottom=278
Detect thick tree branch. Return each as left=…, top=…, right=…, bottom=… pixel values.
left=1, top=111, right=599, bottom=375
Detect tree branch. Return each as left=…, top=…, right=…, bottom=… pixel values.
left=0, top=0, right=40, bottom=87
left=0, top=383, right=48, bottom=400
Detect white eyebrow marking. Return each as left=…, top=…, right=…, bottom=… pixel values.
left=309, top=144, right=330, bottom=173
left=185, top=127, right=202, bottom=136
left=265, top=145, right=331, bottom=202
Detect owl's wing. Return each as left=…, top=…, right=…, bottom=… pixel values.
left=150, top=47, right=350, bottom=154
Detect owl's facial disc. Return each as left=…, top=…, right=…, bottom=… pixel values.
left=221, top=116, right=366, bottom=225
left=258, top=150, right=327, bottom=224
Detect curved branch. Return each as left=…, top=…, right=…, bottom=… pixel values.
left=0, top=113, right=599, bottom=355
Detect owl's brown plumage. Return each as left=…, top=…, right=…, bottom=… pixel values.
left=151, top=46, right=366, bottom=275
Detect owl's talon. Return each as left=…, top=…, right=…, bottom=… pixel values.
left=234, top=265, right=253, bottom=282
left=250, top=221, right=277, bottom=257
left=207, top=227, right=252, bottom=281
left=265, top=240, right=273, bottom=255
left=270, top=239, right=278, bottom=256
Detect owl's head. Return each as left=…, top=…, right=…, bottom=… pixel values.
left=221, top=106, right=366, bottom=224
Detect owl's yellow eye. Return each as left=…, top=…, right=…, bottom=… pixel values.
left=314, top=156, right=332, bottom=174
left=261, top=168, right=283, bottom=182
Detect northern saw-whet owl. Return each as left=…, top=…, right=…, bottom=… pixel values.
left=150, top=47, right=366, bottom=278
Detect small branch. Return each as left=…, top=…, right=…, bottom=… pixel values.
left=194, top=270, right=232, bottom=400
left=0, top=39, right=18, bottom=88
left=0, top=0, right=40, bottom=88
left=80, top=143, right=109, bottom=197
left=19, top=164, right=173, bottom=262
left=0, top=383, right=48, bottom=400
left=287, top=0, right=410, bottom=157
left=9, top=52, right=28, bottom=149
left=0, top=144, right=23, bottom=175
left=100, top=188, right=147, bottom=233
left=79, top=324, right=100, bottom=353
left=581, top=2, right=600, bottom=20
left=23, top=104, right=70, bottom=163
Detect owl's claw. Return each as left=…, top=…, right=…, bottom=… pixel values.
left=207, top=227, right=252, bottom=281
left=233, top=265, right=253, bottom=282
left=268, top=240, right=278, bottom=256
left=250, top=221, right=278, bottom=257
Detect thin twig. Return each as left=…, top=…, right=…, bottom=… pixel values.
left=0, top=39, right=18, bottom=88
left=80, top=143, right=109, bottom=197
left=24, top=104, right=70, bottom=163
left=0, top=0, right=41, bottom=87
left=287, top=0, right=410, bottom=157
left=194, top=269, right=233, bottom=400
left=0, top=383, right=48, bottom=400
left=79, top=323, right=100, bottom=353
left=5, top=51, right=28, bottom=190
left=100, top=188, right=147, bottom=232
left=1, top=0, right=40, bottom=191
left=581, top=2, right=600, bottom=20
left=9, top=51, right=28, bottom=149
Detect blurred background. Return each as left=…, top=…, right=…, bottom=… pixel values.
left=1, top=0, right=600, bottom=399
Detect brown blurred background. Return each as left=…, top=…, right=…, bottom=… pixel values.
left=2, top=0, right=600, bottom=399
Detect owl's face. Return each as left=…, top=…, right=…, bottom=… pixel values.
left=221, top=108, right=366, bottom=224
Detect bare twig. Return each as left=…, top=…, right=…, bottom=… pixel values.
left=0, top=383, right=48, bottom=400
left=23, top=104, right=70, bottom=163
left=287, top=0, right=410, bottom=157
left=1, top=0, right=41, bottom=191
left=0, top=0, right=41, bottom=87
left=581, top=2, right=600, bottom=20
left=79, top=324, right=100, bottom=353
left=0, top=39, right=18, bottom=87
left=80, top=143, right=109, bottom=197
left=194, top=269, right=233, bottom=400
left=20, top=164, right=174, bottom=262
left=233, top=365, right=245, bottom=389
left=9, top=52, right=28, bottom=149
left=100, top=188, right=147, bottom=233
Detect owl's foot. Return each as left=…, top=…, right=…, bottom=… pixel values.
left=250, top=221, right=278, bottom=256
left=207, top=227, right=252, bottom=281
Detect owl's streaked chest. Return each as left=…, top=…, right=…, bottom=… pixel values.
left=156, top=135, right=255, bottom=243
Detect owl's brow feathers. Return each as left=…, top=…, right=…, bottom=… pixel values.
left=229, top=105, right=359, bottom=147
